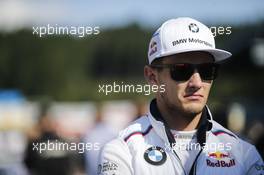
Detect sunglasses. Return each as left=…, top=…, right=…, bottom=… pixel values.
left=151, top=63, right=219, bottom=81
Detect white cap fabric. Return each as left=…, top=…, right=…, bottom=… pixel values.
left=148, top=17, right=232, bottom=64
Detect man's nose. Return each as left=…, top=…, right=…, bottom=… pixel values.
left=187, top=72, right=202, bottom=89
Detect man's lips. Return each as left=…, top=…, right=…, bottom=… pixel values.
left=184, top=93, right=204, bottom=99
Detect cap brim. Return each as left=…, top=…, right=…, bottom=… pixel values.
left=158, top=48, right=232, bottom=62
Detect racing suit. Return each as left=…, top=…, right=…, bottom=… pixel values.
left=98, top=99, right=264, bottom=175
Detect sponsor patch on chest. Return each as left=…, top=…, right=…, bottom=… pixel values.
left=144, top=146, right=167, bottom=166
left=206, top=151, right=236, bottom=168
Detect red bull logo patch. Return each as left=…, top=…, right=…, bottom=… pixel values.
left=206, top=151, right=235, bottom=168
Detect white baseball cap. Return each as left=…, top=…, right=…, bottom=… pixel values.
left=148, top=17, right=232, bottom=64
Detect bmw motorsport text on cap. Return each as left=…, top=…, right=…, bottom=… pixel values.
left=148, top=17, right=232, bottom=64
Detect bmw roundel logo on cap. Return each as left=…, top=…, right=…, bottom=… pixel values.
left=144, top=146, right=167, bottom=165
left=189, top=23, right=199, bottom=33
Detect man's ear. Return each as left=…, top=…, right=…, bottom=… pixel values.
left=144, top=65, right=158, bottom=85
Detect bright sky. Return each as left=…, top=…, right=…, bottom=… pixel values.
left=0, top=0, right=263, bottom=31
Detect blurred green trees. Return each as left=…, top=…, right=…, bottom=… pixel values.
left=0, top=24, right=152, bottom=100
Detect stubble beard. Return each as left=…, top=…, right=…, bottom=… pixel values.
left=160, top=92, right=204, bottom=120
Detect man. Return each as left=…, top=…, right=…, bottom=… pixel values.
left=24, top=109, right=73, bottom=175
left=97, top=17, right=264, bottom=175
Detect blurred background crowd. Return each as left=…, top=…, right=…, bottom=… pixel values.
left=0, top=0, right=263, bottom=175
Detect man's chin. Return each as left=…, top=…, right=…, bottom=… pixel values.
left=182, top=103, right=205, bottom=115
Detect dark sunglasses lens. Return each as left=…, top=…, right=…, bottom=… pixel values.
left=170, top=63, right=219, bottom=81
left=198, top=63, right=219, bottom=80
left=170, top=64, right=194, bottom=81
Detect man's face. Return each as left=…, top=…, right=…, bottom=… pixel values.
left=145, top=51, right=214, bottom=116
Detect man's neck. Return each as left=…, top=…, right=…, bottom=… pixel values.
left=156, top=99, right=202, bottom=131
